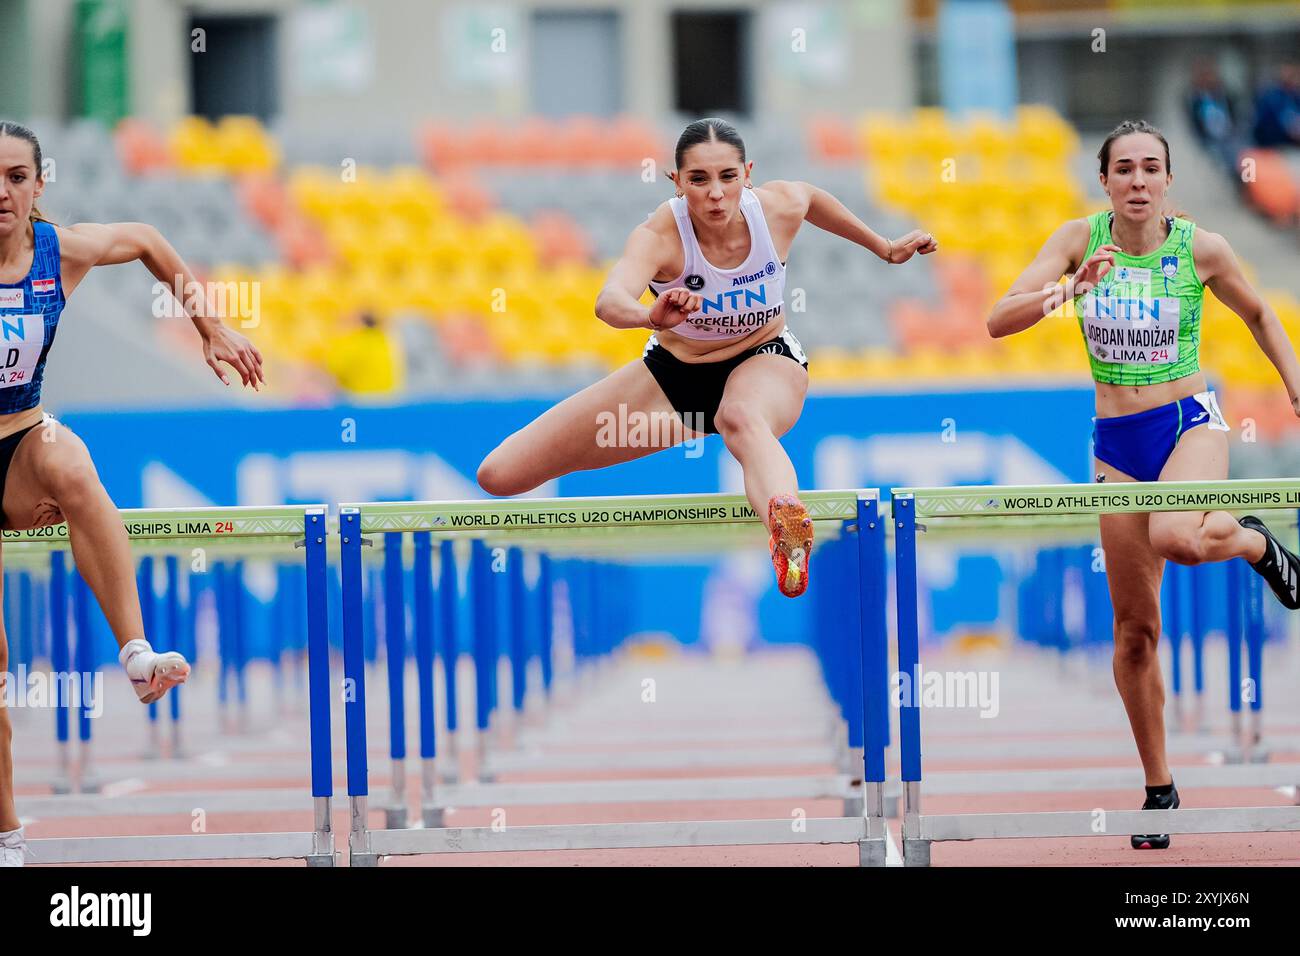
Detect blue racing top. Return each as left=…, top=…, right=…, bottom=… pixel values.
left=0, top=220, right=65, bottom=414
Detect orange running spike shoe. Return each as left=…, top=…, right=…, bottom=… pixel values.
left=768, top=494, right=813, bottom=598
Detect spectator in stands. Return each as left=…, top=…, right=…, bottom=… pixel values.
left=1251, top=63, right=1300, bottom=149
left=1186, top=60, right=1243, bottom=180
left=326, top=311, right=404, bottom=395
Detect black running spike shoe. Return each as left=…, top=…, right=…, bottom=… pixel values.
left=1131, top=783, right=1179, bottom=850
left=1240, top=515, right=1300, bottom=610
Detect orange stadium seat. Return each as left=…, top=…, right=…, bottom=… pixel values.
left=607, top=116, right=664, bottom=167
left=115, top=119, right=172, bottom=175
left=808, top=115, right=859, bottom=163
left=555, top=116, right=605, bottom=166
left=464, top=121, right=511, bottom=166
left=419, top=121, right=483, bottom=172
left=276, top=213, right=334, bottom=270
left=238, top=174, right=290, bottom=230
left=440, top=171, right=495, bottom=222
left=510, top=117, right=562, bottom=165
left=1241, top=149, right=1300, bottom=226
left=531, top=211, right=592, bottom=267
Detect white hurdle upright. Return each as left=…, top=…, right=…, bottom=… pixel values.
left=891, top=478, right=1300, bottom=866
left=335, top=490, right=892, bottom=866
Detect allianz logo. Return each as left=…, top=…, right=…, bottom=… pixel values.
left=731, top=261, right=776, bottom=287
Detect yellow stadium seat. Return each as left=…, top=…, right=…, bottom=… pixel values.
left=859, top=113, right=908, bottom=165
left=170, top=117, right=221, bottom=173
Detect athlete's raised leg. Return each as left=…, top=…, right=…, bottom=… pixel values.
left=715, top=353, right=810, bottom=596
left=713, top=353, right=808, bottom=519
left=2, top=421, right=189, bottom=704
left=1148, top=425, right=1262, bottom=563
left=477, top=358, right=705, bottom=497
left=1151, top=424, right=1300, bottom=608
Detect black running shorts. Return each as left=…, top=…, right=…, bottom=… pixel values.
left=642, top=328, right=809, bottom=435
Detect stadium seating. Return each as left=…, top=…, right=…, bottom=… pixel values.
left=28, top=111, right=1300, bottom=435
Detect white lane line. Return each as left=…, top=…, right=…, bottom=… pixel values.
left=101, top=777, right=147, bottom=799
left=885, top=824, right=903, bottom=867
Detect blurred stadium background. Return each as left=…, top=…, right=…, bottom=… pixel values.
left=3, top=0, right=1300, bottom=647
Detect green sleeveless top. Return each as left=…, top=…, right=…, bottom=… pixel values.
left=1074, top=211, right=1204, bottom=386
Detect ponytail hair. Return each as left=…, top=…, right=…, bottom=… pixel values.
left=0, top=120, right=53, bottom=223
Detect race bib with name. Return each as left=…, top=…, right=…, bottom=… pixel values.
left=1080, top=294, right=1181, bottom=366
left=0, top=314, right=46, bottom=389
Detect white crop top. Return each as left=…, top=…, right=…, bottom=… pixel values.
left=647, top=187, right=786, bottom=342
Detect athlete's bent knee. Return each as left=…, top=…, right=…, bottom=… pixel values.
left=1112, top=617, right=1160, bottom=667
left=44, top=462, right=101, bottom=509
left=713, top=402, right=765, bottom=440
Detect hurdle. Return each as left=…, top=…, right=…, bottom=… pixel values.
left=876, top=510, right=1299, bottom=817
left=336, top=490, right=892, bottom=866
left=891, top=478, right=1300, bottom=866
left=416, top=544, right=860, bottom=820
left=9, top=505, right=338, bottom=866
left=340, top=501, right=858, bottom=826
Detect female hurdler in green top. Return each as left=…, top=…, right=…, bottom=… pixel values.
left=987, top=119, right=1300, bottom=851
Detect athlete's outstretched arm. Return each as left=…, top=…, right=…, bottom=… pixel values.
left=767, top=180, right=937, bottom=263
left=987, top=219, right=1097, bottom=338
left=595, top=213, right=700, bottom=333
left=1198, top=230, right=1300, bottom=413
left=57, top=221, right=264, bottom=390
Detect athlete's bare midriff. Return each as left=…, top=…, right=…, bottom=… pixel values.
left=1095, top=372, right=1209, bottom=419
left=649, top=185, right=799, bottom=364
left=655, top=318, right=787, bottom=363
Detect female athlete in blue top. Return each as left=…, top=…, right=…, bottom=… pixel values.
left=0, top=121, right=264, bottom=867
